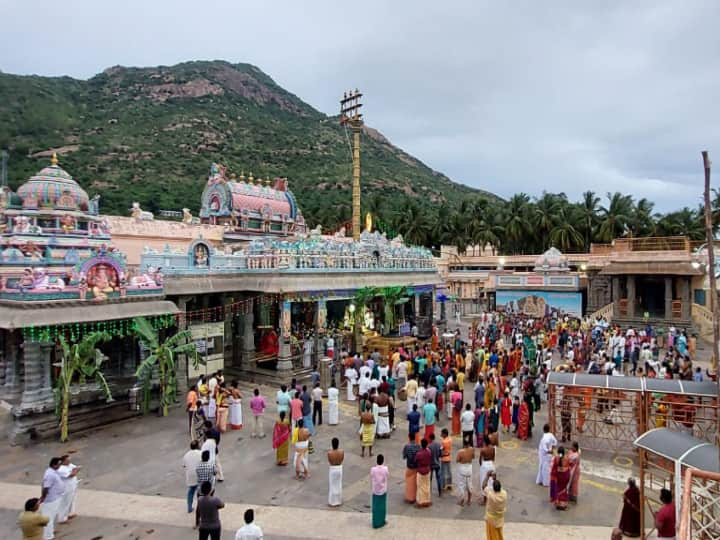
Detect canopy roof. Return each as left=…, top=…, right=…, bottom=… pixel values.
left=0, top=300, right=178, bottom=329
left=634, top=428, right=720, bottom=472
left=546, top=372, right=716, bottom=397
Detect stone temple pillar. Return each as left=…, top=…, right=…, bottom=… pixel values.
left=626, top=275, right=636, bottom=318
left=175, top=296, right=193, bottom=395
left=242, top=310, right=255, bottom=369
left=3, top=331, right=22, bottom=400
left=314, top=299, right=327, bottom=365
left=20, top=341, right=54, bottom=409
left=612, top=276, right=620, bottom=314
left=682, top=278, right=691, bottom=319
left=277, top=298, right=293, bottom=372
left=665, top=277, right=673, bottom=320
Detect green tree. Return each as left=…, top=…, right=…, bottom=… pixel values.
left=54, top=332, right=113, bottom=442
left=381, top=286, right=408, bottom=336
left=351, top=287, right=379, bottom=351
left=533, top=192, right=561, bottom=250
left=502, top=193, right=531, bottom=254
left=550, top=205, right=584, bottom=251
left=576, top=190, right=600, bottom=251
left=394, top=202, right=430, bottom=246
left=598, top=192, right=634, bottom=243
left=133, top=317, right=200, bottom=417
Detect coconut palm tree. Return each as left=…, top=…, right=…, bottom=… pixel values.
left=533, top=192, right=560, bottom=250
left=394, top=202, right=430, bottom=246
left=503, top=193, right=531, bottom=254
left=576, top=190, right=600, bottom=251
left=54, top=332, right=113, bottom=442
left=629, top=198, right=657, bottom=237
left=550, top=206, right=584, bottom=251
left=134, top=317, right=200, bottom=417
left=598, top=192, right=634, bottom=243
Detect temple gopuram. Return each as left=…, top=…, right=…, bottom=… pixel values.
left=0, top=155, right=177, bottom=442
left=0, top=159, right=441, bottom=442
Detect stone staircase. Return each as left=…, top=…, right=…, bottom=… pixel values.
left=223, top=364, right=312, bottom=388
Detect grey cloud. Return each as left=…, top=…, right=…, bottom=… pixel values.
left=1, top=0, right=719, bottom=211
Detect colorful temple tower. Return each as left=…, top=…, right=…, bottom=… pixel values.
left=199, top=163, right=306, bottom=240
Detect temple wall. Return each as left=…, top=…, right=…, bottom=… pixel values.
left=103, top=216, right=225, bottom=266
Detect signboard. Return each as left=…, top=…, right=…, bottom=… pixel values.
left=496, top=290, right=582, bottom=318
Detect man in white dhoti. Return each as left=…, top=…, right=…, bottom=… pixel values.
left=40, top=457, right=65, bottom=540
left=57, top=454, right=80, bottom=523
left=345, top=366, right=358, bottom=401
left=536, top=424, right=557, bottom=487
left=327, top=382, right=339, bottom=425
left=327, top=437, right=344, bottom=506
left=375, top=393, right=391, bottom=438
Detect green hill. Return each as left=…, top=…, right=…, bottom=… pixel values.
left=0, top=60, right=497, bottom=230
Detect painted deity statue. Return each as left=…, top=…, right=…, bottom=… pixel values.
left=89, top=264, right=116, bottom=301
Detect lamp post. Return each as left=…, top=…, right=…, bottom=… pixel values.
left=340, top=90, right=364, bottom=241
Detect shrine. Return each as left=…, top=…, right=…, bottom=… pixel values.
left=0, top=155, right=178, bottom=442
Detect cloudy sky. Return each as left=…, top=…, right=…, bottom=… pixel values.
left=2, top=0, right=719, bottom=212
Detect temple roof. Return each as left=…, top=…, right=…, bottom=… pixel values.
left=16, top=154, right=89, bottom=210
left=533, top=247, right=569, bottom=272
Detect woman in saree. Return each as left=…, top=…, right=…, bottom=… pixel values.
left=517, top=394, right=530, bottom=441
left=617, top=477, right=641, bottom=537
left=272, top=411, right=291, bottom=466
left=550, top=446, right=570, bottom=510
left=567, top=441, right=581, bottom=503
left=215, top=383, right=229, bottom=433
left=474, top=405, right=487, bottom=447
left=228, top=380, right=243, bottom=430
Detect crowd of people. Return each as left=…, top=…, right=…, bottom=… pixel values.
left=23, top=308, right=696, bottom=539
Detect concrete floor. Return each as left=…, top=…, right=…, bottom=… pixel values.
left=0, top=375, right=628, bottom=539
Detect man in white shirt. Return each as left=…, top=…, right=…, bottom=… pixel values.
left=183, top=440, right=202, bottom=513
left=40, top=457, right=65, bottom=540
left=236, top=508, right=263, bottom=540
left=460, top=403, right=475, bottom=446
left=57, top=454, right=81, bottom=523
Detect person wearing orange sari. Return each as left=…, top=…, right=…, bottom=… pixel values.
left=567, top=442, right=581, bottom=503
left=431, top=326, right=439, bottom=353
left=550, top=446, right=570, bottom=509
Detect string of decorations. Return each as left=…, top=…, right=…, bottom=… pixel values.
left=20, top=294, right=280, bottom=342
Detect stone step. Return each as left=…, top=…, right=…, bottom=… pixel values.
left=11, top=397, right=141, bottom=444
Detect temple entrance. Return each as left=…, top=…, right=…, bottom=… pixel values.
left=636, top=276, right=666, bottom=318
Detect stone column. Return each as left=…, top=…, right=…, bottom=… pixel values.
left=242, top=310, right=255, bottom=369
left=414, top=293, right=421, bottom=318
left=682, top=278, right=691, bottom=319
left=626, top=275, right=636, bottom=318
left=3, top=331, right=22, bottom=399
left=121, top=336, right=135, bottom=376
left=176, top=296, right=193, bottom=394
left=612, top=276, right=620, bottom=314
left=19, top=341, right=53, bottom=409
left=277, top=298, right=293, bottom=372
left=314, top=299, right=327, bottom=365
left=665, top=277, right=673, bottom=320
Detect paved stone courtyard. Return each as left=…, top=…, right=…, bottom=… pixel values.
left=0, top=375, right=633, bottom=539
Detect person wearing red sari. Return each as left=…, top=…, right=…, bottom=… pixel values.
left=517, top=394, right=530, bottom=441
left=550, top=446, right=570, bottom=509
left=450, top=385, right=463, bottom=436
left=567, top=442, right=581, bottom=503
left=500, top=391, right=512, bottom=433
left=616, top=478, right=641, bottom=537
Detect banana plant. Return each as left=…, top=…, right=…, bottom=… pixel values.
left=351, top=287, right=379, bottom=351
left=133, top=316, right=200, bottom=416
left=54, top=332, right=113, bottom=442
left=381, top=286, right=409, bottom=336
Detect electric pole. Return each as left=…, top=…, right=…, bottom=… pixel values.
left=701, top=151, right=720, bottom=452
left=340, top=89, right=364, bottom=241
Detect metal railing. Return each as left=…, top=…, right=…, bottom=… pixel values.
left=679, top=467, right=720, bottom=540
